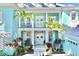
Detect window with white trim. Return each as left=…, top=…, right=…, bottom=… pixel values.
left=71, top=11, right=78, bottom=20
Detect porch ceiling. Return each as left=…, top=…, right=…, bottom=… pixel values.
left=16, top=3, right=79, bottom=8
left=16, top=3, right=79, bottom=12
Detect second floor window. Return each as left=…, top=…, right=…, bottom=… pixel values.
left=71, top=11, right=77, bottom=20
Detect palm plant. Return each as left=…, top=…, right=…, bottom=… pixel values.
left=15, top=9, right=32, bottom=19
left=44, top=16, right=63, bottom=52
left=44, top=16, right=63, bottom=32
left=14, top=9, right=32, bottom=28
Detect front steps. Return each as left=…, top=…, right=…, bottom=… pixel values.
left=34, top=44, right=46, bottom=56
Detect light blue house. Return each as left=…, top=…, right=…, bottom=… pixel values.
left=0, top=4, right=62, bottom=52
left=0, top=3, right=79, bottom=56
left=62, top=8, right=79, bottom=56
left=0, top=4, right=18, bottom=51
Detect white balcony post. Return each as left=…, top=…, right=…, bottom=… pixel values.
left=19, top=30, right=21, bottom=38
left=59, top=12, right=62, bottom=39
left=18, top=12, right=21, bottom=28
left=31, top=14, right=34, bottom=28
left=46, top=30, right=48, bottom=43
left=59, top=12, right=62, bottom=24
left=18, top=29, right=21, bottom=37
left=46, top=12, right=49, bottom=43
left=31, top=14, right=34, bottom=48
left=31, top=30, right=34, bottom=48
left=18, top=17, right=21, bottom=28
left=24, top=18, right=27, bottom=27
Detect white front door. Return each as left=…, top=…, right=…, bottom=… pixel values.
left=35, top=31, right=44, bottom=45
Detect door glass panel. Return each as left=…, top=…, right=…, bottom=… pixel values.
left=35, top=16, right=44, bottom=28
left=35, top=31, right=44, bottom=45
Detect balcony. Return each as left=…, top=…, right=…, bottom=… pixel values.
left=34, top=22, right=46, bottom=28
left=19, top=21, right=46, bottom=28
left=20, top=23, right=32, bottom=28
left=19, top=19, right=32, bottom=28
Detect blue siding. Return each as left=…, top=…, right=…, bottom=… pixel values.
left=63, top=37, right=72, bottom=55
left=62, top=11, right=79, bottom=26
left=62, top=11, right=79, bottom=56
left=77, top=45, right=79, bottom=56
left=63, top=36, right=79, bottom=56
left=62, top=11, right=70, bottom=26
left=0, top=7, right=18, bottom=42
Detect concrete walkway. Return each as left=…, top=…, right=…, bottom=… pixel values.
left=23, top=44, right=67, bottom=56
left=34, top=44, right=46, bottom=56
left=23, top=54, right=67, bottom=56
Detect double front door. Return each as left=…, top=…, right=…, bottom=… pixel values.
left=35, top=31, right=44, bottom=45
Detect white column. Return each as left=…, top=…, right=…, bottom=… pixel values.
left=18, top=29, right=21, bottom=37
left=31, top=19, right=34, bottom=45
left=31, top=14, right=34, bottom=48
left=18, top=12, right=21, bottom=28
left=46, top=30, right=48, bottom=43
left=62, top=12, right=64, bottom=25
left=31, top=30, right=34, bottom=46
left=59, top=12, right=62, bottom=24
left=46, top=12, right=48, bottom=43
left=59, top=12, right=62, bottom=39
left=31, top=14, right=34, bottom=28
left=18, top=18, right=21, bottom=27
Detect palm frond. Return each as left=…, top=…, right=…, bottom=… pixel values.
left=44, top=17, right=63, bottom=32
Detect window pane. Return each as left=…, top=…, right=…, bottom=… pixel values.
left=71, top=11, right=77, bottom=20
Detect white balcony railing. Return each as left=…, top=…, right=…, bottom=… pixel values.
left=69, top=20, right=79, bottom=27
